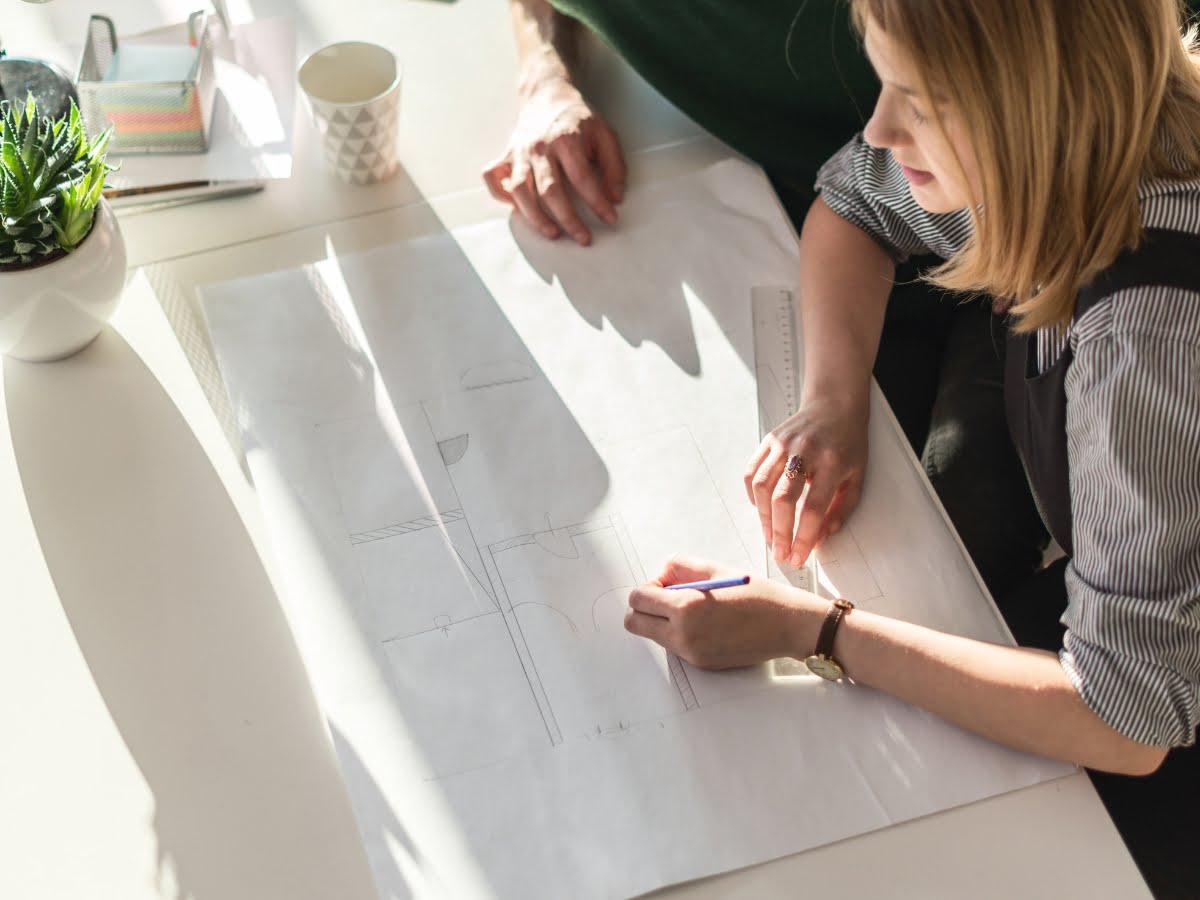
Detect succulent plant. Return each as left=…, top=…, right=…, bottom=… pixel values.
left=0, top=93, right=113, bottom=269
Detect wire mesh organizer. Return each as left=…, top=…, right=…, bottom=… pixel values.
left=76, top=11, right=217, bottom=154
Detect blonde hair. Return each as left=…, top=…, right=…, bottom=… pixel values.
left=850, top=0, right=1200, bottom=332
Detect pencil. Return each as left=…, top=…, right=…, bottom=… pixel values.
left=104, top=180, right=212, bottom=198
left=665, top=575, right=750, bottom=591
left=103, top=179, right=266, bottom=202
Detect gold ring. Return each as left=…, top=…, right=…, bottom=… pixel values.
left=784, top=454, right=805, bottom=480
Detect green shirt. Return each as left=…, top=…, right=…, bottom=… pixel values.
left=551, top=1, right=1200, bottom=224
left=550, top=0, right=878, bottom=222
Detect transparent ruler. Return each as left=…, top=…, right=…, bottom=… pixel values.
left=750, top=285, right=817, bottom=625
left=751, top=285, right=800, bottom=437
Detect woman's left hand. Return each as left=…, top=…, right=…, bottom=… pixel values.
left=624, top=554, right=815, bottom=669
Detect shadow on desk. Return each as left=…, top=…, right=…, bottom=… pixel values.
left=508, top=170, right=790, bottom=380
left=514, top=216, right=706, bottom=378
left=3, top=332, right=380, bottom=900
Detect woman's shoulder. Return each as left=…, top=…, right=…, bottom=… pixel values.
left=815, top=135, right=974, bottom=259
left=1139, top=171, right=1200, bottom=234
left=1070, top=180, right=1200, bottom=349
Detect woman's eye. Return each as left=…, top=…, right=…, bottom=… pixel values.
left=910, top=105, right=929, bottom=125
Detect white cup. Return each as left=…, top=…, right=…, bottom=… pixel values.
left=298, top=41, right=402, bottom=185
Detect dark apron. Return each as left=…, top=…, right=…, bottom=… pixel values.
left=1003, top=228, right=1200, bottom=557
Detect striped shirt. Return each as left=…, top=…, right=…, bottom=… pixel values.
left=817, top=134, right=1200, bottom=748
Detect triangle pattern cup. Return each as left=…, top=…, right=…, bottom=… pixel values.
left=298, top=41, right=403, bottom=186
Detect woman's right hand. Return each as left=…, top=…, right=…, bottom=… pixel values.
left=483, top=77, right=626, bottom=246
left=744, top=391, right=869, bottom=567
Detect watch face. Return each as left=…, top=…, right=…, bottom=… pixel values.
left=804, top=655, right=844, bottom=681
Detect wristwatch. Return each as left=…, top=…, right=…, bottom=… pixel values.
left=804, top=597, right=855, bottom=681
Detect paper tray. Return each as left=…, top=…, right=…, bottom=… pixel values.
left=76, top=12, right=217, bottom=154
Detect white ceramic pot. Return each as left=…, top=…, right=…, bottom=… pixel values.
left=0, top=200, right=127, bottom=362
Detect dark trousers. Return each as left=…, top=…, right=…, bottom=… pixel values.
left=872, top=270, right=1199, bottom=899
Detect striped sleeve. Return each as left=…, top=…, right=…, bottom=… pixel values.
left=1058, top=286, right=1200, bottom=747
left=814, top=133, right=974, bottom=262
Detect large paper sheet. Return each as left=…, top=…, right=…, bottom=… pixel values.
left=200, top=160, right=1071, bottom=900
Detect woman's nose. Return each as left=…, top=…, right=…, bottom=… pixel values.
left=864, top=97, right=904, bottom=150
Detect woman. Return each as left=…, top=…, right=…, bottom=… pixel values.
left=625, top=1, right=1200, bottom=895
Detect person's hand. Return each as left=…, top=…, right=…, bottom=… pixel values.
left=483, top=77, right=625, bottom=246
left=624, top=555, right=812, bottom=669
left=745, top=391, right=869, bottom=567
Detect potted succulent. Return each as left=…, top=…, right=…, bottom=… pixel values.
left=0, top=93, right=125, bottom=362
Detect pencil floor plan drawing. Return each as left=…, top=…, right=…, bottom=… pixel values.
left=320, top=406, right=719, bottom=776
left=201, top=160, right=1072, bottom=900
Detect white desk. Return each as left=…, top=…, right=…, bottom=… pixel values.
left=0, top=2, right=1150, bottom=898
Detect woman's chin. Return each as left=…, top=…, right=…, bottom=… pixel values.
left=907, top=182, right=967, bottom=215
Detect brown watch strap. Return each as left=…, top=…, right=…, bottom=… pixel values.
left=813, top=597, right=854, bottom=659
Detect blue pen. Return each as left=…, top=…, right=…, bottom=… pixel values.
left=665, top=574, right=750, bottom=591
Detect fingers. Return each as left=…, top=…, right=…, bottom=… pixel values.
left=770, top=462, right=807, bottom=562
left=788, top=468, right=846, bottom=566
left=750, top=441, right=864, bottom=564
left=625, top=570, right=785, bottom=670
left=626, top=584, right=676, bottom=650
left=628, top=584, right=676, bottom=618
left=655, top=553, right=720, bottom=587
left=492, top=117, right=624, bottom=246
left=557, top=145, right=617, bottom=226
left=531, top=150, right=592, bottom=245
left=743, top=438, right=773, bottom=505
left=749, top=443, right=787, bottom=544
left=590, top=121, right=626, bottom=204
left=817, top=478, right=863, bottom=542
left=504, top=162, right=562, bottom=240
left=623, top=608, right=670, bottom=644
left=482, top=158, right=513, bottom=204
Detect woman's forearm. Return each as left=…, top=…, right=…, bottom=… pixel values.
left=510, top=0, right=581, bottom=97
left=629, top=569, right=1168, bottom=775
left=825, top=605, right=1169, bottom=776
left=797, top=196, right=894, bottom=412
